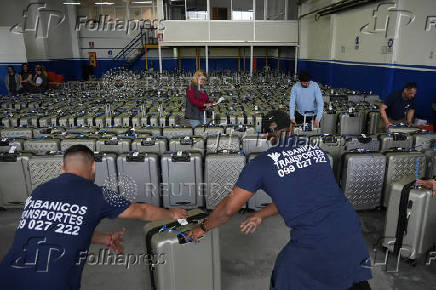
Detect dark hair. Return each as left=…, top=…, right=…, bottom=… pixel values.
left=262, top=110, right=291, bottom=133
left=64, top=145, right=94, bottom=163
left=7, top=65, right=13, bottom=70
left=298, top=71, right=311, bottom=82
left=404, top=82, right=417, bottom=90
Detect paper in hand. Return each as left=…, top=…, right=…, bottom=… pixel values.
left=216, top=97, right=225, bottom=104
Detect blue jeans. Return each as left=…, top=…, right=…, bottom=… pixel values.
left=188, top=114, right=205, bottom=128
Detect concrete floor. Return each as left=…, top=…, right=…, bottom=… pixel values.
left=1, top=208, right=436, bottom=290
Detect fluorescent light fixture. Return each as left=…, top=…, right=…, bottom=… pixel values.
left=132, top=1, right=153, bottom=3
left=63, top=2, right=81, bottom=4
left=95, top=2, right=114, bottom=5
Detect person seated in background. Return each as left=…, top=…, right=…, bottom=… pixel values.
left=379, top=82, right=417, bottom=131
left=185, top=70, right=215, bottom=128
left=41, top=65, right=48, bottom=78
left=18, top=63, right=32, bottom=93
left=0, top=145, right=187, bottom=290
left=289, top=70, right=324, bottom=128
left=188, top=110, right=372, bottom=290
left=4, top=66, right=19, bottom=96
left=31, top=65, right=49, bottom=92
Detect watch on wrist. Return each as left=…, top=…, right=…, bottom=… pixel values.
left=200, top=219, right=209, bottom=233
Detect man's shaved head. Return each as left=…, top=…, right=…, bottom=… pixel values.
left=62, top=145, right=95, bottom=181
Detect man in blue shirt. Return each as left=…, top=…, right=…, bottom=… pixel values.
left=0, top=145, right=187, bottom=290
left=188, top=110, right=372, bottom=290
left=379, top=82, right=417, bottom=131
left=289, top=71, right=324, bottom=128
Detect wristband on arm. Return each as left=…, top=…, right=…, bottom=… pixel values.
left=106, top=234, right=113, bottom=248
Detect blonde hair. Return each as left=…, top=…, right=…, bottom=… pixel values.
left=192, top=70, right=207, bottom=85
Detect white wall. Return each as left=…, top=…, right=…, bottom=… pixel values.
left=0, top=0, right=28, bottom=27
left=0, top=27, right=27, bottom=63
left=299, top=0, right=436, bottom=67
left=44, top=1, right=76, bottom=60
left=333, top=3, right=397, bottom=64
left=395, top=0, right=436, bottom=67
left=299, top=14, right=333, bottom=60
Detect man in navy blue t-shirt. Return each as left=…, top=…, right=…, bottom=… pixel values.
left=380, top=82, right=417, bottom=131
left=0, top=145, right=187, bottom=290
left=188, top=110, right=372, bottom=290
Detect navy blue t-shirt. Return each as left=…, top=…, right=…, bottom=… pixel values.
left=384, top=90, right=416, bottom=121
left=0, top=173, right=130, bottom=290
left=236, top=138, right=350, bottom=230
left=235, top=137, right=372, bottom=289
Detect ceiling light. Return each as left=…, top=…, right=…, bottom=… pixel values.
left=95, top=2, right=114, bottom=5
left=132, top=1, right=152, bottom=4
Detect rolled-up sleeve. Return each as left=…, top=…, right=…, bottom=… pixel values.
left=290, top=85, right=297, bottom=120
left=314, top=83, right=324, bottom=121
left=235, top=157, right=264, bottom=194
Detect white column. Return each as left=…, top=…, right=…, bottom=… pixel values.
left=66, top=6, right=80, bottom=59
left=158, top=44, right=162, bottom=73
left=250, top=45, right=254, bottom=77
left=205, top=45, right=209, bottom=73
left=157, top=0, right=164, bottom=21
left=284, top=0, right=288, bottom=20
left=294, top=46, right=298, bottom=78
left=264, top=0, right=267, bottom=20
left=126, top=2, right=130, bottom=19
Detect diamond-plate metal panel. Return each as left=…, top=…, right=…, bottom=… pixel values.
left=194, top=127, right=224, bottom=138
left=205, top=154, right=245, bottom=209
left=345, top=137, right=380, bottom=151
left=29, top=156, right=63, bottom=190
left=380, top=135, right=413, bottom=151
left=24, top=140, right=60, bottom=154
left=342, top=154, right=386, bottom=210
left=206, top=136, right=240, bottom=153
left=60, top=140, right=96, bottom=152
left=1, top=128, right=33, bottom=138
left=413, top=134, right=436, bottom=151
left=383, top=153, right=426, bottom=207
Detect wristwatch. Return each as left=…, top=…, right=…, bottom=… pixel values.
left=199, top=219, right=209, bottom=233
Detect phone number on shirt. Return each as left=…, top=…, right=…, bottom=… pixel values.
left=18, top=219, right=80, bottom=236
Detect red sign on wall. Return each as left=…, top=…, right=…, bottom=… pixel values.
left=89, top=42, right=95, bottom=48
left=157, top=33, right=163, bottom=42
